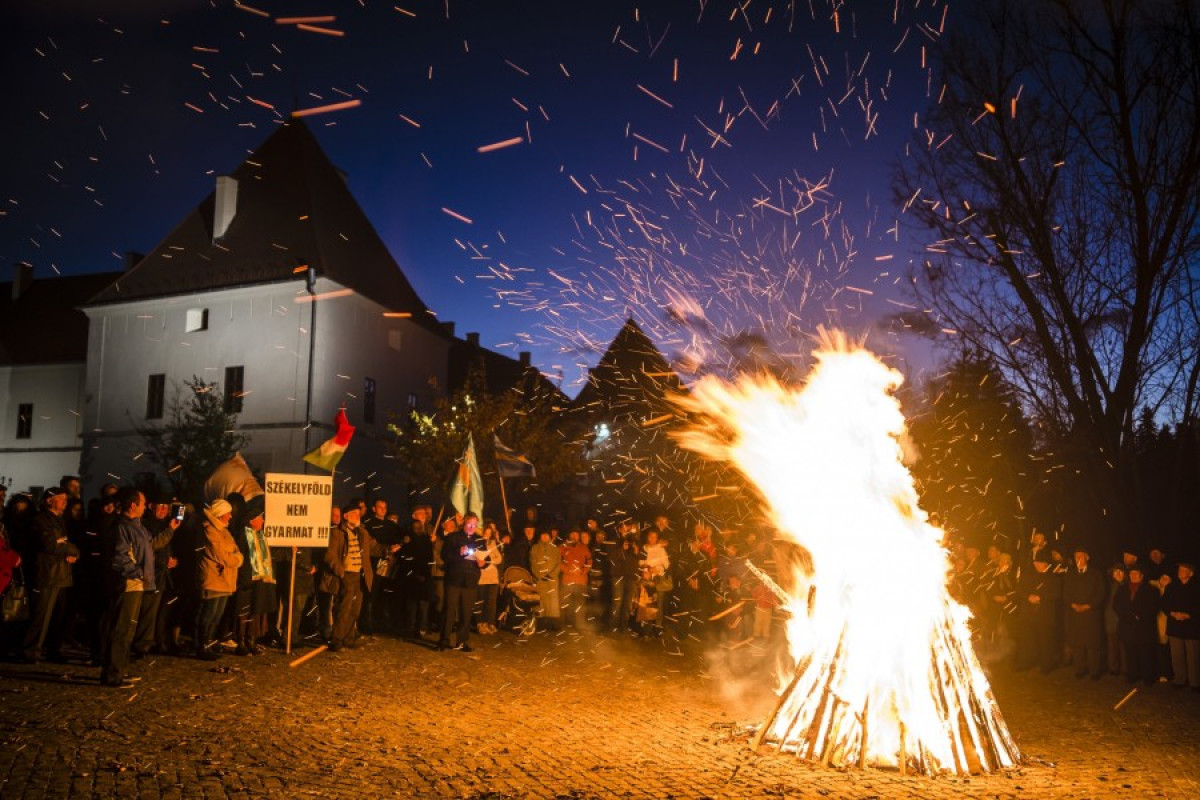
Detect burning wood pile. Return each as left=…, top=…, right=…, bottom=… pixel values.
left=675, top=332, right=1020, bottom=775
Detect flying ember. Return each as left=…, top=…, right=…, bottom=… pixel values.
left=674, top=331, right=1020, bottom=776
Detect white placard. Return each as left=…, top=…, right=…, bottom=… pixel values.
left=263, top=472, right=334, bottom=546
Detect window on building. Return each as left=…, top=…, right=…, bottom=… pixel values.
left=364, top=377, right=377, bottom=424
left=224, top=366, right=244, bottom=413
left=185, top=308, right=209, bottom=333
left=407, top=393, right=418, bottom=410
left=387, top=329, right=402, bottom=351
left=16, top=404, right=32, bottom=439
left=146, top=373, right=166, bottom=419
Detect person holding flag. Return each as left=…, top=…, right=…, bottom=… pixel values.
left=437, top=512, right=489, bottom=652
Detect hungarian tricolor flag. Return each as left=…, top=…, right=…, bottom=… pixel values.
left=303, top=408, right=355, bottom=472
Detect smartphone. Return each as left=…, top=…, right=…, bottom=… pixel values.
left=171, top=503, right=185, bottom=521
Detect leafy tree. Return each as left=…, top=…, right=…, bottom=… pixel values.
left=894, top=0, right=1200, bottom=549
left=388, top=363, right=585, bottom=528
left=136, top=376, right=251, bottom=503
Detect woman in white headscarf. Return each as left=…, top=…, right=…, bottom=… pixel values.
left=193, top=499, right=243, bottom=660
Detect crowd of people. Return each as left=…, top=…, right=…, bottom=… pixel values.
left=0, top=478, right=786, bottom=687
left=949, top=532, right=1200, bottom=691
left=3, top=475, right=1197, bottom=696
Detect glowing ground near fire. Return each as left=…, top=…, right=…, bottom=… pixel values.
left=676, top=331, right=1020, bottom=774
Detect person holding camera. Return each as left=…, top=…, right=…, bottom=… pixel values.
left=101, top=489, right=160, bottom=687
left=438, top=512, right=488, bottom=652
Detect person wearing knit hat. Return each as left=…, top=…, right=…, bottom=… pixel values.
left=193, top=499, right=242, bottom=660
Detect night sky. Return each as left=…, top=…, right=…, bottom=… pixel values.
left=2, top=0, right=947, bottom=392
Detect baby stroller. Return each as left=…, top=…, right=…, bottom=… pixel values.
left=498, top=566, right=541, bottom=636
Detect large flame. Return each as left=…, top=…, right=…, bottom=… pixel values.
left=675, top=332, right=1018, bottom=775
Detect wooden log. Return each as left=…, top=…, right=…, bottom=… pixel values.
left=751, top=650, right=814, bottom=749
left=288, top=644, right=327, bottom=667
left=858, top=694, right=870, bottom=769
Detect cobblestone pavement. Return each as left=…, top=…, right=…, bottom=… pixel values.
left=2, top=630, right=1198, bottom=799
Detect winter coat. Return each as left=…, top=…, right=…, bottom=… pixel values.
left=530, top=541, right=561, bottom=582
left=31, top=510, right=79, bottom=590
left=560, top=541, right=592, bottom=587
left=1064, top=565, right=1107, bottom=647
left=322, top=520, right=381, bottom=593
left=111, top=515, right=156, bottom=593
left=198, top=516, right=243, bottom=596
left=442, top=529, right=488, bottom=588
left=0, top=523, right=20, bottom=595
left=1113, top=580, right=1160, bottom=645
left=1162, top=577, right=1200, bottom=640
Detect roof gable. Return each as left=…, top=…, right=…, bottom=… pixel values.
left=87, top=120, right=434, bottom=327
left=572, top=318, right=683, bottom=414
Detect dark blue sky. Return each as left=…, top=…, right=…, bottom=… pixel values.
left=2, top=0, right=947, bottom=392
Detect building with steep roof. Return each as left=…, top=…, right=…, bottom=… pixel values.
left=0, top=267, right=122, bottom=496
left=79, top=120, right=453, bottom=499
left=571, top=318, right=694, bottom=519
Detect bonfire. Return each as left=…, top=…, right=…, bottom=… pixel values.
left=674, top=331, right=1019, bottom=775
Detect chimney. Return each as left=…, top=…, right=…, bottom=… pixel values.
left=11, top=262, right=33, bottom=301
left=466, top=332, right=480, bottom=347
left=124, top=251, right=144, bottom=272
left=519, top=351, right=531, bottom=368
left=440, top=321, right=456, bottom=337
left=213, top=175, right=238, bottom=240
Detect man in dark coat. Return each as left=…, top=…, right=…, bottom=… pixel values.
left=1112, top=565, right=1160, bottom=684
left=362, top=498, right=402, bottom=635
left=1162, top=560, right=1200, bottom=690
left=397, top=506, right=434, bottom=636
left=1014, top=554, right=1062, bottom=673
left=134, top=494, right=180, bottom=657
left=609, top=524, right=643, bottom=633
left=21, top=488, right=80, bottom=663
left=1064, top=544, right=1108, bottom=679
left=438, top=512, right=488, bottom=652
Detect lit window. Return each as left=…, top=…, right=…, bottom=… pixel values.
left=185, top=308, right=209, bottom=332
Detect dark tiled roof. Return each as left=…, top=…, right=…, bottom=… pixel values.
left=86, top=120, right=438, bottom=331
left=571, top=317, right=683, bottom=416
left=0, top=272, right=123, bottom=365
left=448, top=336, right=567, bottom=405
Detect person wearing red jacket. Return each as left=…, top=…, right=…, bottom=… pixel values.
left=0, top=520, right=20, bottom=596
left=560, top=530, right=592, bottom=629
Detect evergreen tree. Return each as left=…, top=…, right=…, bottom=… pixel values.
left=137, top=376, right=251, bottom=503
left=908, top=353, right=1034, bottom=553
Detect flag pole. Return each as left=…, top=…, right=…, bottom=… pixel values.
left=498, top=473, right=513, bottom=539
left=286, top=547, right=297, bottom=654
